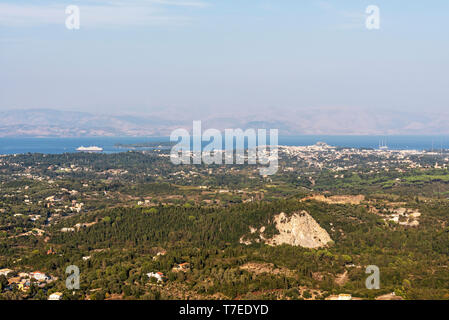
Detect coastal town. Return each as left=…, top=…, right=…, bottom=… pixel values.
left=1, top=143, right=449, bottom=300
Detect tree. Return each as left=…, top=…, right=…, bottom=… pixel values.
left=0, top=275, right=8, bottom=291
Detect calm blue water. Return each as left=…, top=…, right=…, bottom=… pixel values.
left=0, top=136, right=448, bottom=155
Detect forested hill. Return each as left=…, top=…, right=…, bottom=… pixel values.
left=7, top=198, right=447, bottom=300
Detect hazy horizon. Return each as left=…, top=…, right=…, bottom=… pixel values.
left=1, top=0, right=448, bottom=125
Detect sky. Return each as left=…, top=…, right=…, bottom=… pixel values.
left=0, top=0, right=448, bottom=119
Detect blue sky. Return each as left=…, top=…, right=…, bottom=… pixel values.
left=0, top=0, right=448, bottom=119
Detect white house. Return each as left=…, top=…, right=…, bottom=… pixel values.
left=147, top=272, right=164, bottom=283
left=48, top=292, right=63, bottom=300
left=0, top=268, right=13, bottom=277
left=30, top=271, right=49, bottom=281
left=327, top=293, right=353, bottom=300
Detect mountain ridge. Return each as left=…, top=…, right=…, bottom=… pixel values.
left=1, top=108, right=448, bottom=137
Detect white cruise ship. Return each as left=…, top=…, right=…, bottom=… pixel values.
left=76, top=146, right=103, bottom=152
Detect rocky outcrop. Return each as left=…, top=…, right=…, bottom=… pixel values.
left=239, top=262, right=295, bottom=277
left=241, top=211, right=332, bottom=249
left=301, top=195, right=365, bottom=205
left=265, top=211, right=332, bottom=248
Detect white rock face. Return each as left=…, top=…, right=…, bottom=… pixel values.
left=266, top=211, right=332, bottom=248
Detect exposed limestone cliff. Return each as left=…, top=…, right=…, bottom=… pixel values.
left=265, top=211, right=332, bottom=248
left=240, top=211, right=332, bottom=249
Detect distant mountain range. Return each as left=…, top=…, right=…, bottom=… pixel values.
left=0, top=108, right=448, bottom=137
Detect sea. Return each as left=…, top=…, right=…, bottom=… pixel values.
left=0, top=136, right=448, bottom=155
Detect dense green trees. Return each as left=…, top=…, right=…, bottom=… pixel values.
left=0, top=198, right=442, bottom=300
